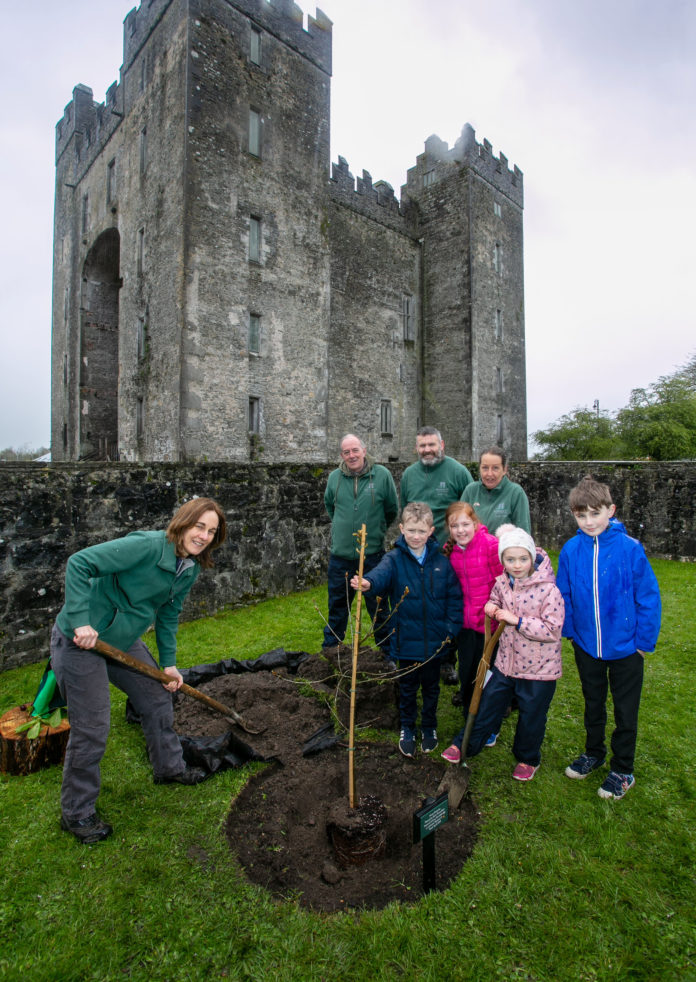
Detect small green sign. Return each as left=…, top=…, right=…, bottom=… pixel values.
left=413, top=791, right=449, bottom=843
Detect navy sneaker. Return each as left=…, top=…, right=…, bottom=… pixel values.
left=421, top=728, right=438, bottom=753
left=399, top=727, right=416, bottom=758
left=598, top=771, right=635, bottom=800
left=565, top=753, right=606, bottom=779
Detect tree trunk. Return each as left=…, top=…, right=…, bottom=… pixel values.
left=0, top=706, right=70, bottom=775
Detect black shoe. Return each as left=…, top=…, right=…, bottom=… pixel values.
left=440, top=664, right=458, bottom=686
left=451, top=690, right=464, bottom=707
left=60, top=812, right=113, bottom=844
left=384, top=658, right=398, bottom=673
left=154, top=766, right=208, bottom=786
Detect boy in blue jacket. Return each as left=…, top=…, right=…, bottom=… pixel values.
left=351, top=502, right=463, bottom=757
left=557, top=477, right=661, bottom=800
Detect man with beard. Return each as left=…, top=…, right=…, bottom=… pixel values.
left=399, top=427, right=473, bottom=546
left=399, top=426, right=472, bottom=685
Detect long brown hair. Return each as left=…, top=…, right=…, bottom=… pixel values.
left=166, top=497, right=227, bottom=569
left=443, top=501, right=480, bottom=557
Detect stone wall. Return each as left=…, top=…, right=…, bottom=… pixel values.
left=1, top=460, right=693, bottom=671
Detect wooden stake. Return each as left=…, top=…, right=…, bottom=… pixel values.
left=348, top=523, right=367, bottom=809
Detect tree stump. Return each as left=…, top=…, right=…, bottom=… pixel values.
left=0, top=706, right=70, bottom=775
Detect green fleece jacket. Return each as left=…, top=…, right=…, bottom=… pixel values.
left=55, top=530, right=199, bottom=667
left=324, top=455, right=398, bottom=558
left=399, top=455, right=473, bottom=544
left=460, top=475, right=531, bottom=534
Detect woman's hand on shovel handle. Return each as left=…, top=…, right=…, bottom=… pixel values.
left=162, top=666, right=184, bottom=692
left=73, top=625, right=99, bottom=649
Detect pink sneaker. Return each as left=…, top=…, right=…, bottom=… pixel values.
left=441, top=744, right=461, bottom=764
left=513, top=763, right=539, bottom=782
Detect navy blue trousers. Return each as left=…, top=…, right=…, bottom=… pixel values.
left=323, top=552, right=391, bottom=653
left=398, top=656, right=441, bottom=730
left=573, top=644, right=644, bottom=773
left=453, top=665, right=557, bottom=767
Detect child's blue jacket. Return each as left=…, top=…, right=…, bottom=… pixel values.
left=363, top=535, right=463, bottom=662
left=556, top=520, right=661, bottom=660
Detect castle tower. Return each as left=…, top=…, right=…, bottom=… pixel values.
left=52, top=0, right=332, bottom=462
left=403, top=124, right=526, bottom=461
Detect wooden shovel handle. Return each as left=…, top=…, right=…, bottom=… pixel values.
left=467, top=616, right=505, bottom=717
left=92, top=639, right=248, bottom=728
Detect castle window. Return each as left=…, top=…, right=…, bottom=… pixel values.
left=495, top=309, right=503, bottom=341
left=496, top=414, right=504, bottom=444
left=137, top=227, right=145, bottom=275
left=250, top=28, right=261, bottom=65
left=494, top=242, right=502, bottom=274
left=496, top=366, right=503, bottom=395
left=380, top=400, right=393, bottom=436
left=493, top=201, right=502, bottom=217
left=140, top=126, right=147, bottom=175
left=62, top=423, right=68, bottom=451
left=249, top=216, right=261, bottom=262
left=423, top=170, right=436, bottom=188
left=249, top=314, right=260, bottom=354
left=248, top=110, right=261, bottom=157
left=136, top=397, right=145, bottom=440
left=248, top=397, right=261, bottom=434
left=140, top=58, right=147, bottom=92
left=402, top=294, right=415, bottom=341
left=137, top=316, right=147, bottom=361
left=63, top=353, right=68, bottom=386
left=81, top=193, right=89, bottom=233
left=106, top=158, right=116, bottom=204
left=64, top=286, right=69, bottom=323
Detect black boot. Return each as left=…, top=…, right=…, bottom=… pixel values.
left=60, top=812, right=113, bottom=844
left=154, top=766, right=208, bottom=786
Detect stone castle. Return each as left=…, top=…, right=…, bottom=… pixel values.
left=51, top=0, right=526, bottom=464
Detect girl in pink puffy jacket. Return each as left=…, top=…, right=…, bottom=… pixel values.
left=443, top=502, right=503, bottom=713
left=442, top=524, right=564, bottom=781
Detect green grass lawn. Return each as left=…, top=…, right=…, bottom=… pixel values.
left=1, top=560, right=694, bottom=982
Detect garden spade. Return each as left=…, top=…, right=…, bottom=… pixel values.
left=437, top=616, right=506, bottom=809
left=93, top=639, right=265, bottom=735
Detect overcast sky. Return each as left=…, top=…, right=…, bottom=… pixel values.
left=1, top=0, right=694, bottom=453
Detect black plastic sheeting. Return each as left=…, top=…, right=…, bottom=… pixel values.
left=126, top=648, right=342, bottom=781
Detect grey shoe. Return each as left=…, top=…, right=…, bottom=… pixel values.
left=60, top=812, right=113, bottom=844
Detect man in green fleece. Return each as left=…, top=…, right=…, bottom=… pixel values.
left=323, top=434, right=398, bottom=666
left=399, top=426, right=473, bottom=684
left=399, top=427, right=474, bottom=546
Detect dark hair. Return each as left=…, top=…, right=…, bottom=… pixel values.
left=416, top=426, right=442, bottom=441
left=166, top=497, right=227, bottom=569
left=442, top=501, right=480, bottom=556
left=479, top=445, right=507, bottom=467
left=568, top=476, right=613, bottom=513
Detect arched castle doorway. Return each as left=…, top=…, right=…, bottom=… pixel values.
left=79, top=229, right=120, bottom=459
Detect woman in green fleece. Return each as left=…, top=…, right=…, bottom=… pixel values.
left=460, top=446, right=531, bottom=534
left=51, top=497, right=227, bottom=843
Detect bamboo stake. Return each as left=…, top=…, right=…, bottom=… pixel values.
left=348, top=523, right=367, bottom=809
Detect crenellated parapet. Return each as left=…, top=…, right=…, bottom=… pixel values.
left=221, top=0, right=332, bottom=74
left=55, top=81, right=123, bottom=174
left=122, top=0, right=173, bottom=70
left=403, top=122, right=523, bottom=208
left=328, top=157, right=413, bottom=235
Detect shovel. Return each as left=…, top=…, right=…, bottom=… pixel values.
left=93, top=639, right=265, bottom=735
left=437, top=616, right=506, bottom=809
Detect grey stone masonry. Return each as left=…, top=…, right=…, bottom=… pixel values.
left=1, top=460, right=693, bottom=671
left=52, top=0, right=527, bottom=466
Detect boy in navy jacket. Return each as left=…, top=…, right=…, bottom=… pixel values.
left=351, top=502, right=463, bottom=757
left=557, top=477, right=661, bottom=800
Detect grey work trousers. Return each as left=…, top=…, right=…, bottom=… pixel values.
left=51, top=624, right=185, bottom=821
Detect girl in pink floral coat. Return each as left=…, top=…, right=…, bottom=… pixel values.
left=443, top=502, right=503, bottom=712
left=442, top=524, right=564, bottom=782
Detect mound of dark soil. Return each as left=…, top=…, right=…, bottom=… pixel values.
left=172, top=649, right=479, bottom=912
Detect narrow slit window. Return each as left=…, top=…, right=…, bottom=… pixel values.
left=249, top=314, right=260, bottom=354
left=249, top=110, right=261, bottom=157
left=495, top=309, right=503, bottom=341
left=249, top=397, right=260, bottom=433
left=380, top=399, right=393, bottom=436
left=250, top=28, right=261, bottom=65
left=402, top=294, right=415, bottom=341
left=249, top=216, right=261, bottom=262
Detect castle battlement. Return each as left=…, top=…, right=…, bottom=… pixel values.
left=55, top=82, right=123, bottom=172
left=122, top=0, right=173, bottom=70
left=328, top=156, right=412, bottom=235
left=403, top=123, right=523, bottom=208
left=222, top=0, right=332, bottom=74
